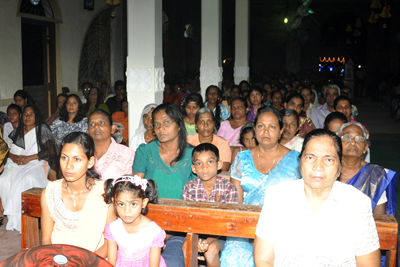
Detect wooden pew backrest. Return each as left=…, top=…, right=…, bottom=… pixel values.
left=21, top=188, right=398, bottom=267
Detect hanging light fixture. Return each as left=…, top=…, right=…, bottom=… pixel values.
left=368, top=12, right=377, bottom=24
left=355, top=17, right=363, bottom=28
left=106, top=0, right=120, bottom=5
left=106, top=0, right=121, bottom=18
left=379, top=4, right=392, bottom=19
left=370, top=0, right=382, bottom=9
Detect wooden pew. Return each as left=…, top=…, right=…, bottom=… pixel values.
left=21, top=188, right=398, bottom=267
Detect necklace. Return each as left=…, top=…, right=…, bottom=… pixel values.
left=258, top=145, right=280, bottom=174
left=66, top=181, right=87, bottom=207
left=185, top=117, right=194, bottom=125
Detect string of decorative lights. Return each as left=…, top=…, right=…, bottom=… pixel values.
left=319, top=57, right=345, bottom=64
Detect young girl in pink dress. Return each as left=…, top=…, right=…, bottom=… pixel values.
left=104, top=175, right=167, bottom=267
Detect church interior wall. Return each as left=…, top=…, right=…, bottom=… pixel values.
left=0, top=0, right=125, bottom=112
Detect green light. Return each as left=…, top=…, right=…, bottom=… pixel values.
left=307, top=9, right=314, bottom=14
left=284, top=18, right=288, bottom=24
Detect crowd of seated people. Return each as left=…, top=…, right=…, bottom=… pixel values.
left=0, top=72, right=397, bottom=267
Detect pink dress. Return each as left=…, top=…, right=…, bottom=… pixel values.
left=105, top=219, right=167, bottom=267
left=94, top=138, right=135, bottom=181
left=217, top=120, right=243, bottom=147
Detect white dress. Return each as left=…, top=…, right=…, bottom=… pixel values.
left=0, top=128, right=49, bottom=231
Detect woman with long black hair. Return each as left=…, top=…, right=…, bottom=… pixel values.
left=204, top=85, right=230, bottom=130
left=50, top=94, right=88, bottom=147
left=41, top=132, right=116, bottom=258
left=83, top=87, right=110, bottom=116
left=13, top=90, right=35, bottom=110
left=0, top=104, right=58, bottom=231
left=133, top=103, right=195, bottom=267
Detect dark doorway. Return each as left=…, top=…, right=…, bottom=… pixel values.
left=21, top=18, right=57, bottom=119
left=22, top=23, right=44, bottom=86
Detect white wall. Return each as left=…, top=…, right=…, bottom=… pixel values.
left=58, top=1, right=104, bottom=92
left=0, top=0, right=125, bottom=112
left=0, top=1, right=23, bottom=111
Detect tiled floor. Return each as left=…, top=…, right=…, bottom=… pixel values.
left=0, top=217, right=23, bottom=262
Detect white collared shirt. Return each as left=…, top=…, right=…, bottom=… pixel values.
left=256, top=179, right=380, bottom=267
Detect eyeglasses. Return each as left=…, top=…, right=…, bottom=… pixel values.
left=153, top=120, right=175, bottom=129
left=341, top=135, right=365, bottom=143
left=83, top=88, right=90, bottom=92
left=88, top=120, right=109, bottom=128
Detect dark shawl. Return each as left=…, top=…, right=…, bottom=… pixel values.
left=8, top=104, right=59, bottom=171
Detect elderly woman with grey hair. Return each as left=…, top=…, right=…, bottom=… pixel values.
left=337, top=122, right=397, bottom=215
left=186, top=107, right=231, bottom=171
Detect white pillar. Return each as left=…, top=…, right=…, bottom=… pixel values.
left=126, top=0, right=164, bottom=147
left=234, top=0, right=249, bottom=85
left=200, top=0, right=223, bottom=98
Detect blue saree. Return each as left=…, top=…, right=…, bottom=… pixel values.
left=346, top=163, right=398, bottom=267
left=346, top=163, right=397, bottom=215
left=220, top=150, right=301, bottom=267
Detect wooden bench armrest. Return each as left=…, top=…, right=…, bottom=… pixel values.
left=374, top=214, right=398, bottom=251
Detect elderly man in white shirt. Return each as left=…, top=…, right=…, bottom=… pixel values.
left=254, top=129, right=380, bottom=267
left=310, top=84, right=340, bottom=129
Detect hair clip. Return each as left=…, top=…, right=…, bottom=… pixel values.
left=112, top=175, right=148, bottom=191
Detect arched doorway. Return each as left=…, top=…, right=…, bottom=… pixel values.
left=78, top=8, right=112, bottom=90
left=17, top=0, right=62, bottom=118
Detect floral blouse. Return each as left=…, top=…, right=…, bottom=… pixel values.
left=50, top=117, right=88, bottom=147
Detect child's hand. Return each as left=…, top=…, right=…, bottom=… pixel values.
left=197, top=239, right=209, bottom=253
left=163, top=234, right=172, bottom=251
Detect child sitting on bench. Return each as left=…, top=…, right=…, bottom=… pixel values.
left=182, top=143, right=238, bottom=266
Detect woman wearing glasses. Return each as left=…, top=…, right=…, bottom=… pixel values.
left=337, top=122, right=397, bottom=215
left=133, top=102, right=196, bottom=198
left=87, top=109, right=135, bottom=181
left=133, top=103, right=195, bottom=267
